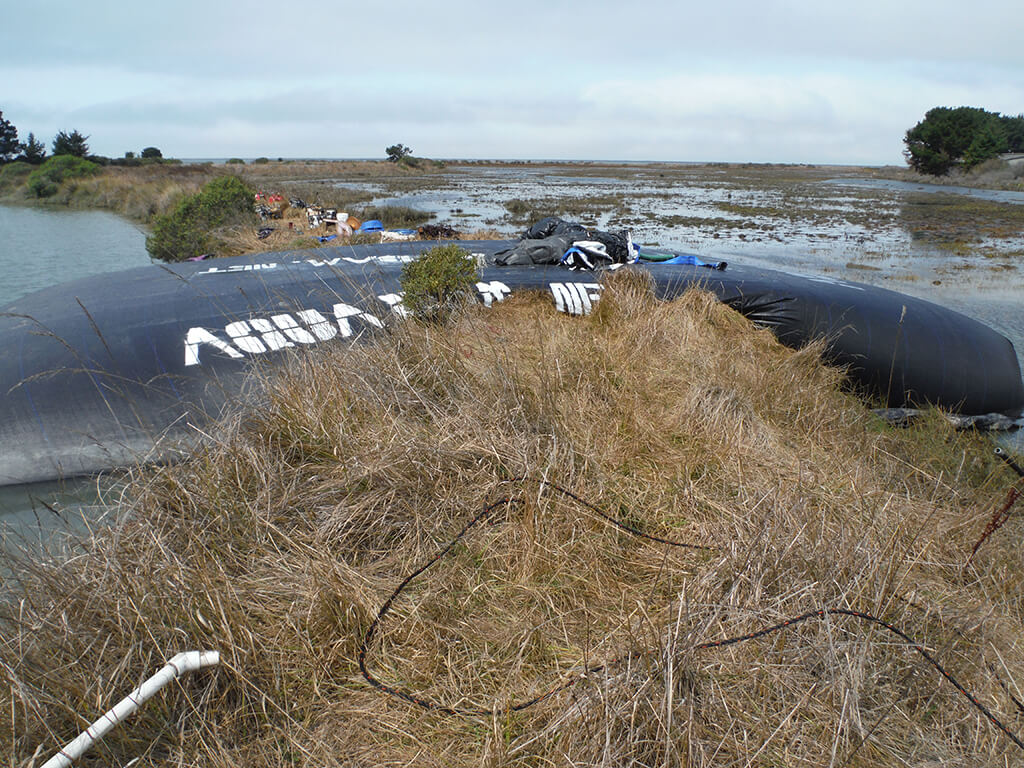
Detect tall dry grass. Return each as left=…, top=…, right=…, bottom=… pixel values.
left=2, top=274, right=1023, bottom=766
left=40, top=164, right=219, bottom=221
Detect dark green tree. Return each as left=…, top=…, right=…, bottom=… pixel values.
left=19, top=132, right=46, bottom=164
left=385, top=143, right=412, bottom=163
left=141, top=146, right=162, bottom=159
left=904, top=106, right=1015, bottom=175
left=0, top=110, right=19, bottom=163
left=1001, top=114, right=1024, bottom=152
left=52, top=129, right=90, bottom=158
left=963, top=119, right=1008, bottom=168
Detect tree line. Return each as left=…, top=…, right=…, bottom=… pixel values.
left=904, top=106, right=1024, bottom=176
left=0, top=109, right=163, bottom=166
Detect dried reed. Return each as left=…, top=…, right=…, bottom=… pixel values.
left=2, top=274, right=1022, bottom=766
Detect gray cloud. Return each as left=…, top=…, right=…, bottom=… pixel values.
left=3, top=0, right=1021, bottom=162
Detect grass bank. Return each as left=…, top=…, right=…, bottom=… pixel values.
left=0, top=160, right=221, bottom=218
left=3, top=275, right=1023, bottom=766
left=0, top=158, right=444, bottom=225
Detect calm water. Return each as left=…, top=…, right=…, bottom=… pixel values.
left=0, top=478, right=114, bottom=558
left=1, top=205, right=150, bottom=542
left=0, top=204, right=151, bottom=306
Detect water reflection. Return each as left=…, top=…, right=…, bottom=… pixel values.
left=0, top=477, right=119, bottom=563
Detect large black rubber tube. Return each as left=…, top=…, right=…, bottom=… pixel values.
left=2, top=241, right=1021, bottom=486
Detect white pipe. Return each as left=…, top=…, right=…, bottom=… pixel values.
left=40, top=650, right=220, bottom=768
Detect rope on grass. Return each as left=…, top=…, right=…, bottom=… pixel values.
left=357, top=476, right=1024, bottom=752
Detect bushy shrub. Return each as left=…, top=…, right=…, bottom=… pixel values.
left=398, top=243, right=477, bottom=323
left=0, top=160, right=32, bottom=177
left=226, top=158, right=245, bottom=165
left=26, top=176, right=58, bottom=198
left=0, top=160, right=33, bottom=193
left=146, top=175, right=256, bottom=261
left=24, top=154, right=99, bottom=197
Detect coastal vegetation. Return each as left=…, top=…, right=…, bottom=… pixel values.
left=386, top=143, right=413, bottom=163
left=398, top=242, right=478, bottom=322
left=905, top=106, right=1024, bottom=176
left=146, top=175, right=256, bottom=261
left=1, top=155, right=1022, bottom=277
left=3, top=275, right=1023, bottom=765
left=24, top=154, right=100, bottom=198
left=0, top=110, right=19, bottom=163
left=50, top=129, right=91, bottom=159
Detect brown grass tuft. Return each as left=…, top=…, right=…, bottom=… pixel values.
left=3, top=275, right=1023, bottom=766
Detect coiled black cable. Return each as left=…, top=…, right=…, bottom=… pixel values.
left=357, top=477, right=1024, bottom=751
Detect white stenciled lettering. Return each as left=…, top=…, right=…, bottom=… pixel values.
left=195, top=263, right=277, bottom=276
left=476, top=280, right=511, bottom=307
left=575, top=282, right=601, bottom=313
left=339, top=254, right=416, bottom=265
left=377, top=293, right=410, bottom=318
left=224, top=320, right=268, bottom=354
left=184, top=327, right=244, bottom=366
left=550, top=283, right=581, bottom=315
left=550, top=282, right=601, bottom=315
left=249, top=318, right=294, bottom=350
left=272, top=313, right=318, bottom=344
left=295, top=309, right=338, bottom=341
left=184, top=303, right=386, bottom=366
left=334, top=303, right=384, bottom=335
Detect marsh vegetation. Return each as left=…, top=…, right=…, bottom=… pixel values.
left=4, top=275, right=1024, bottom=766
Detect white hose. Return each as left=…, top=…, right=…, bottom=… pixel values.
left=39, top=650, right=220, bottom=768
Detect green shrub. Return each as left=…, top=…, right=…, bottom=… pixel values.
left=398, top=243, right=477, bottom=323
left=146, top=175, right=256, bottom=261
left=0, top=160, right=33, bottom=193
left=27, top=177, right=58, bottom=197
left=24, top=155, right=99, bottom=197
left=253, top=157, right=270, bottom=164
left=226, top=158, right=245, bottom=165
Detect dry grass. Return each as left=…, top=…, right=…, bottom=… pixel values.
left=3, top=274, right=1024, bottom=766
left=53, top=164, right=220, bottom=220
left=233, top=158, right=446, bottom=183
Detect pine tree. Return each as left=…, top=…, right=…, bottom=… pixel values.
left=52, top=129, right=90, bottom=158
left=0, top=110, right=20, bottom=163
left=19, top=132, right=46, bottom=164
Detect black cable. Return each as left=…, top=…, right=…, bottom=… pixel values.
left=357, top=477, right=1024, bottom=752
left=996, top=447, right=1024, bottom=479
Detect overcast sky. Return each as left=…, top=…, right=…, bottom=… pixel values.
left=2, top=0, right=1021, bottom=165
